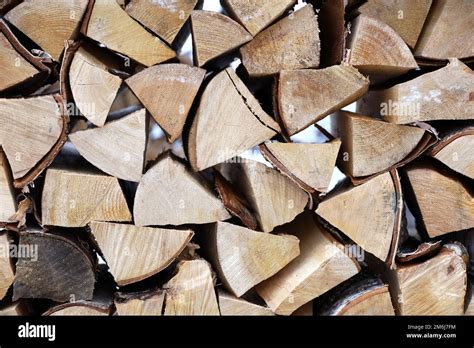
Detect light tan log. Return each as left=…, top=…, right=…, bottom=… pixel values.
left=347, top=14, right=417, bottom=79
left=115, top=290, right=165, bottom=315
left=188, top=68, right=279, bottom=171
left=0, top=149, right=15, bottom=223
left=69, top=109, right=147, bottom=182
left=334, top=111, right=426, bottom=177
left=223, top=0, right=295, bottom=36
left=82, top=0, right=175, bottom=66
left=357, top=59, right=474, bottom=123
left=0, top=232, right=14, bottom=299
left=218, top=289, right=275, bottom=315
left=42, top=168, right=132, bottom=227
left=206, top=221, right=300, bottom=297
left=191, top=10, right=252, bottom=67
left=44, top=303, right=110, bottom=316
left=69, top=47, right=122, bottom=127
left=90, top=221, right=193, bottom=286
left=403, top=162, right=474, bottom=238
left=126, top=64, right=205, bottom=142
left=5, top=0, right=88, bottom=60
left=0, top=95, right=63, bottom=180
left=240, top=4, right=320, bottom=77
left=126, top=0, right=197, bottom=44
left=260, top=140, right=341, bottom=193
left=218, top=159, right=308, bottom=232
left=277, top=64, right=368, bottom=135
left=256, top=213, right=360, bottom=315
left=163, top=260, right=219, bottom=315
left=134, top=153, right=230, bottom=226
left=316, top=172, right=398, bottom=261
left=357, top=0, right=432, bottom=49
left=397, top=244, right=467, bottom=315
left=414, top=0, right=474, bottom=60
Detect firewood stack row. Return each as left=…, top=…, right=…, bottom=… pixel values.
left=0, top=0, right=473, bottom=316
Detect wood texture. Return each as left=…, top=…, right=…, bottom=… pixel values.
left=69, top=109, right=147, bottom=182
left=240, top=4, right=320, bottom=77
left=5, top=0, right=88, bottom=60
left=163, top=260, right=219, bottom=315
left=278, top=64, right=368, bottom=135
left=218, top=289, right=274, bottom=315
left=256, top=213, right=360, bottom=315
left=83, top=0, right=175, bottom=66
left=134, top=153, right=230, bottom=226
left=0, top=149, right=15, bottom=223
left=0, top=232, right=14, bottom=299
left=206, top=221, right=300, bottom=297
left=90, top=221, right=193, bottom=286
left=191, top=10, right=252, bottom=67
left=188, top=68, right=279, bottom=171
left=126, top=64, right=205, bottom=142
left=126, top=0, right=197, bottom=44
left=316, top=172, right=398, bottom=261
left=115, top=290, right=165, bottom=315
left=42, top=168, right=132, bottom=227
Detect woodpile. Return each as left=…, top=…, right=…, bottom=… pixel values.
left=0, top=0, right=472, bottom=317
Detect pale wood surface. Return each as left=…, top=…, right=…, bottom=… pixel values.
left=126, top=64, right=205, bottom=142
left=433, top=135, right=474, bottom=180
left=188, top=68, right=278, bottom=171
left=0, top=149, right=15, bottom=223
left=191, top=10, right=252, bottom=67
left=164, top=260, right=220, bottom=315
left=115, top=292, right=165, bottom=315
left=5, top=0, right=88, bottom=60
left=316, top=172, right=397, bottom=261
left=240, top=4, right=320, bottom=77
left=134, top=153, right=230, bottom=226
left=337, top=286, right=394, bottom=315
left=47, top=305, right=109, bottom=316
left=69, top=47, right=122, bottom=127
left=84, top=0, right=175, bottom=66
left=91, top=221, right=193, bottom=286
left=69, top=109, right=147, bottom=182
left=42, top=168, right=132, bottom=227
left=278, top=64, right=368, bottom=135
left=0, top=232, right=14, bottom=299
left=256, top=213, right=360, bottom=315
left=126, top=0, right=197, bottom=44
left=218, top=289, right=275, bottom=315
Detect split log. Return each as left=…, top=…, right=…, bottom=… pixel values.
left=13, top=230, right=97, bottom=302
left=115, top=289, right=165, bottom=315
left=429, top=127, right=474, bottom=180
left=43, top=303, right=109, bottom=316
left=396, top=243, right=467, bottom=315
left=318, top=0, right=345, bottom=67
left=69, top=108, right=147, bottom=182
left=397, top=240, right=442, bottom=263
left=163, top=259, right=219, bottom=315
left=356, top=0, right=432, bottom=49
left=260, top=139, right=341, bottom=193
left=255, top=213, right=360, bottom=315
left=204, top=221, right=300, bottom=297
left=347, top=14, right=418, bottom=80
left=42, top=168, right=132, bottom=227
left=126, top=64, right=205, bottom=142
left=223, top=0, right=295, bottom=36
left=277, top=64, right=368, bottom=135
left=292, top=301, right=313, bottom=316
left=357, top=59, right=474, bottom=123
left=414, top=0, right=474, bottom=60
left=217, top=289, right=274, bottom=316
left=81, top=0, right=175, bottom=67
left=333, top=111, right=429, bottom=178
left=218, top=159, right=308, bottom=232
left=0, top=94, right=68, bottom=187
left=125, top=0, right=197, bottom=45
left=316, top=172, right=401, bottom=262
left=90, top=221, right=193, bottom=286
left=0, top=232, right=14, bottom=299
left=5, top=0, right=88, bottom=60
left=0, top=149, right=16, bottom=223
left=240, top=4, right=320, bottom=77
left=188, top=68, right=279, bottom=171
left=68, top=46, right=123, bottom=127
left=191, top=10, right=252, bottom=67
left=402, top=160, right=474, bottom=238
left=134, top=153, right=230, bottom=226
